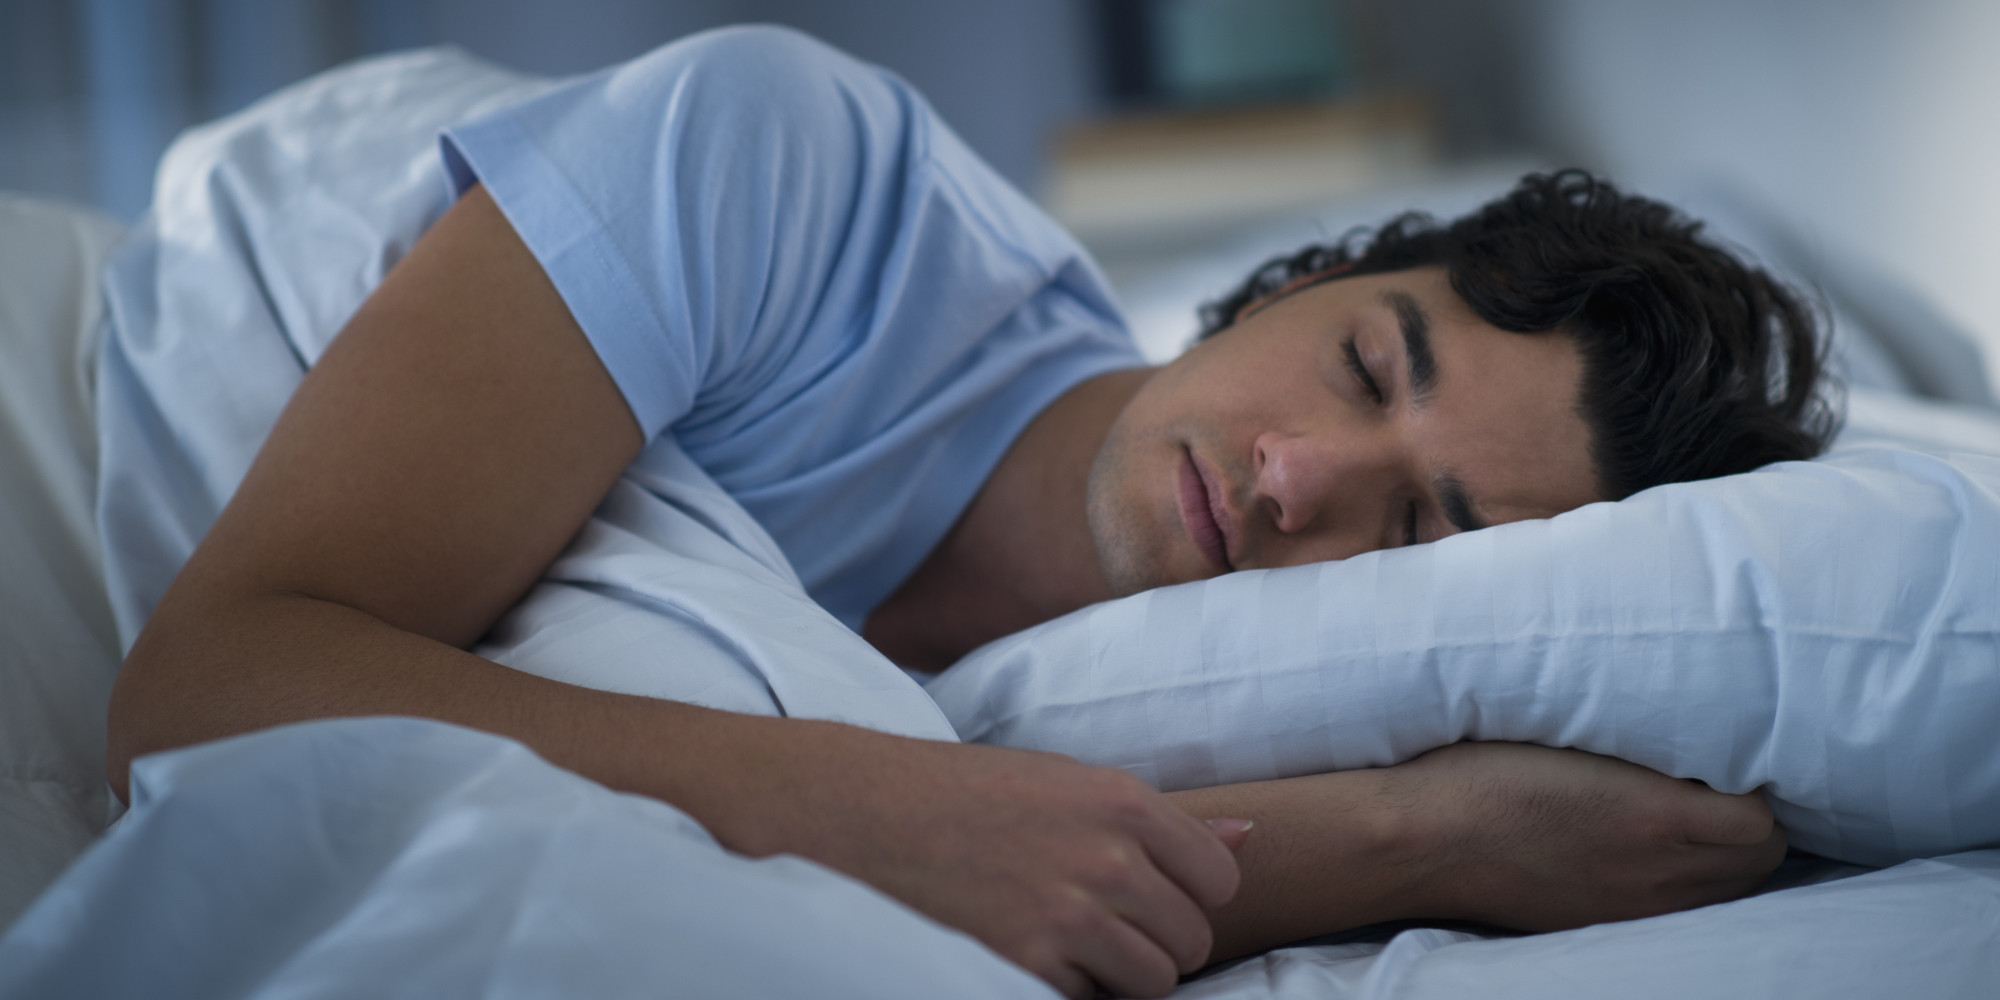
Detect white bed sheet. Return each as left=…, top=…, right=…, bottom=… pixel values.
left=1182, top=849, right=2000, bottom=999
left=0, top=195, right=127, bottom=932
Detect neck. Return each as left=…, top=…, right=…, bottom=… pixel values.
left=861, top=367, right=1153, bottom=671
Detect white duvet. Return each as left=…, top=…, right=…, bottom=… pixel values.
left=4, top=434, right=1998, bottom=998
left=6, top=717, right=2000, bottom=1000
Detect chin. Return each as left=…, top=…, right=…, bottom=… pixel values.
left=1084, top=445, right=1173, bottom=597
left=1086, top=490, right=1209, bottom=598
left=1084, top=502, right=1162, bottom=599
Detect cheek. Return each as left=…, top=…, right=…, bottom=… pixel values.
left=1149, top=350, right=1299, bottom=429
left=1082, top=428, right=1165, bottom=595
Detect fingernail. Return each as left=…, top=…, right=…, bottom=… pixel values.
left=1207, top=818, right=1254, bottom=834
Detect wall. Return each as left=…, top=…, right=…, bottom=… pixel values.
left=1515, top=0, right=2000, bottom=396
left=0, top=0, right=1094, bottom=220
left=8, top=0, right=1999, bottom=395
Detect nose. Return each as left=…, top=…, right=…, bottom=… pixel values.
left=1252, top=429, right=1400, bottom=542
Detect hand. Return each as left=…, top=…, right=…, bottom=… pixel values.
left=1386, top=741, right=1787, bottom=931
left=713, top=723, right=1247, bottom=999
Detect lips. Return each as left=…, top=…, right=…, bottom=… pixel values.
left=1177, top=448, right=1233, bottom=572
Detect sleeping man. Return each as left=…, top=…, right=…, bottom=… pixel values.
left=102, top=26, right=1830, bottom=1000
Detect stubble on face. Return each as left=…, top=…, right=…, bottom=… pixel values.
left=1084, top=409, right=1218, bottom=599
left=1083, top=421, right=1148, bottom=598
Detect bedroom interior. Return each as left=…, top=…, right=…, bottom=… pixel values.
left=1, top=2, right=1996, bottom=997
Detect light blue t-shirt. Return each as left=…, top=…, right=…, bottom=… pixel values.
left=93, top=30, right=1139, bottom=648
left=439, top=27, right=1142, bottom=629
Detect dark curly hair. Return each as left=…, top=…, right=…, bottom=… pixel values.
left=1198, top=170, right=1838, bottom=500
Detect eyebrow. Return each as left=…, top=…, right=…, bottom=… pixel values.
left=1435, top=472, right=1488, bottom=533
left=1368, top=288, right=1488, bottom=533
left=1381, top=290, right=1439, bottom=405
left=1381, top=290, right=1481, bottom=532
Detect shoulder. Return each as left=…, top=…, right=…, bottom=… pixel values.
left=588, top=25, right=923, bottom=151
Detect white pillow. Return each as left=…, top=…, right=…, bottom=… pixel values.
left=0, top=195, right=128, bottom=929
left=927, top=446, right=2000, bottom=867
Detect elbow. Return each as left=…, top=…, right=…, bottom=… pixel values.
left=104, top=616, right=204, bottom=804
left=103, top=586, right=350, bottom=803
left=104, top=646, right=159, bottom=804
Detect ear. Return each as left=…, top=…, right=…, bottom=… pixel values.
left=1232, top=262, right=1357, bottom=325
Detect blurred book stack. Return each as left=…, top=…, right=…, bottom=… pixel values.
left=1045, top=94, right=1435, bottom=258
left=1051, top=0, right=1438, bottom=269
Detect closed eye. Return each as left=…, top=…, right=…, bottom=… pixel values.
left=1343, top=337, right=1384, bottom=405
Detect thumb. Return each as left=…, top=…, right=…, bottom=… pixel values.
left=1677, top=784, right=1777, bottom=846
left=1205, top=817, right=1255, bottom=853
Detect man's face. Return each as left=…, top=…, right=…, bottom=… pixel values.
left=1086, top=266, right=1604, bottom=596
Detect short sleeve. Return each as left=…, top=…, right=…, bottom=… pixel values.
left=441, top=25, right=1053, bottom=441
left=441, top=26, right=1144, bottom=624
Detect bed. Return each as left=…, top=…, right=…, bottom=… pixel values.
left=2, top=46, right=1998, bottom=998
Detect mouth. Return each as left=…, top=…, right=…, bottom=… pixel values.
left=1177, top=447, right=1234, bottom=573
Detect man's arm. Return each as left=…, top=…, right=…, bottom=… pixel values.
left=109, top=185, right=1781, bottom=996
left=1172, top=742, right=1787, bottom=962
left=107, top=185, right=1243, bottom=1000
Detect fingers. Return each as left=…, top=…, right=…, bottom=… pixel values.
left=1015, top=855, right=1202, bottom=999
left=1650, top=779, right=1788, bottom=905
left=1686, top=816, right=1789, bottom=884
left=1129, top=784, right=1244, bottom=911
left=1206, top=817, right=1255, bottom=853
left=1034, top=961, right=1094, bottom=1000
left=1065, top=903, right=1187, bottom=999
left=1078, top=775, right=1243, bottom=979
left=1670, top=783, right=1779, bottom=846
left=1098, top=849, right=1216, bottom=974
left=1642, top=808, right=1787, bottom=919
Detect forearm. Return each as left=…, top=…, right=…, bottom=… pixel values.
left=108, top=585, right=832, bottom=856
left=1171, top=742, right=1790, bottom=963
left=111, top=583, right=1259, bottom=998
left=1168, top=771, right=1442, bottom=962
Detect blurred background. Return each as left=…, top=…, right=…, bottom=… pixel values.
left=3, top=0, right=1998, bottom=395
